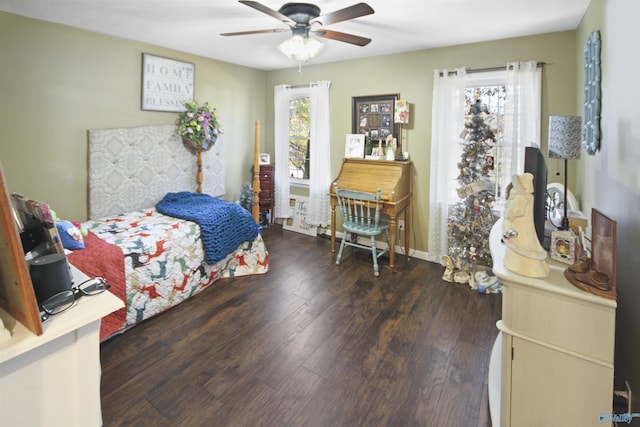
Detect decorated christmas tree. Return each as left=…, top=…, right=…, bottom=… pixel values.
left=447, top=98, right=498, bottom=269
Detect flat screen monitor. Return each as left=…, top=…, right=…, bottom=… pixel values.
left=523, top=146, right=548, bottom=247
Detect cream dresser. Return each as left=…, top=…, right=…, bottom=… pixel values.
left=488, top=219, right=616, bottom=427
left=0, top=265, right=123, bottom=427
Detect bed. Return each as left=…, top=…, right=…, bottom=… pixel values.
left=67, top=124, right=267, bottom=341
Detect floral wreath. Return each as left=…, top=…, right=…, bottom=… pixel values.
left=176, top=100, right=222, bottom=153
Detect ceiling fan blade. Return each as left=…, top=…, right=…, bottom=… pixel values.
left=239, top=1, right=294, bottom=25
left=221, top=28, right=288, bottom=37
left=313, top=29, right=371, bottom=47
left=310, top=3, right=374, bottom=26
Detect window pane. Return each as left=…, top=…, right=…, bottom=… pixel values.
left=289, top=97, right=310, bottom=179
left=464, top=86, right=506, bottom=204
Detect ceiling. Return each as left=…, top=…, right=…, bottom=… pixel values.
left=0, top=0, right=590, bottom=71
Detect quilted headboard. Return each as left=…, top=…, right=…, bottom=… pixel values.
left=88, top=125, right=225, bottom=219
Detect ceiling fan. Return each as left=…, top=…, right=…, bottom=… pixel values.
left=221, top=1, right=375, bottom=61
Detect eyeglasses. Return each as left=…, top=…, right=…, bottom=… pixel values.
left=40, top=277, right=111, bottom=321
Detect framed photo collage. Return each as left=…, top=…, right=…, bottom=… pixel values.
left=351, top=94, right=399, bottom=158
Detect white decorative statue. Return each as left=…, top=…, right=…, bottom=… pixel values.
left=501, top=173, right=549, bottom=278
left=385, top=135, right=396, bottom=160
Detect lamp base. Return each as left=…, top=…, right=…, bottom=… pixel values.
left=559, top=158, right=570, bottom=231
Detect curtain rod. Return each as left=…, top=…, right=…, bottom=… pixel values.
left=441, top=61, right=548, bottom=76
left=286, top=82, right=319, bottom=89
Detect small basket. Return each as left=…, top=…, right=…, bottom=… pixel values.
left=182, top=135, right=216, bottom=153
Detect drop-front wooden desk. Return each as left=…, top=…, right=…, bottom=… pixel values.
left=330, top=158, right=412, bottom=272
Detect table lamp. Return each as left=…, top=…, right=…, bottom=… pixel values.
left=548, top=115, right=581, bottom=230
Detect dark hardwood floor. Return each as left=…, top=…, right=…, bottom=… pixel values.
left=100, top=225, right=502, bottom=427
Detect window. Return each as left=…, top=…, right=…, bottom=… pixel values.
left=464, top=70, right=510, bottom=211
left=464, top=84, right=506, bottom=203
left=274, top=81, right=331, bottom=226
left=464, top=62, right=541, bottom=211
left=288, top=97, right=310, bottom=180
left=428, top=63, right=541, bottom=264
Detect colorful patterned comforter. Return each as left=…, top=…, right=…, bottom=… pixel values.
left=68, top=208, right=269, bottom=341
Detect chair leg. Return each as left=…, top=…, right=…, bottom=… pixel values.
left=336, top=232, right=347, bottom=265
left=370, top=236, right=379, bottom=276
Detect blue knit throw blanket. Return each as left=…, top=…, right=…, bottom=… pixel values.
left=156, top=192, right=260, bottom=264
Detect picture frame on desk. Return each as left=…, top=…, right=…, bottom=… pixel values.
left=550, top=229, right=577, bottom=264
left=344, top=134, right=365, bottom=159
left=563, top=208, right=617, bottom=300
left=591, top=209, right=616, bottom=288
left=366, top=147, right=384, bottom=160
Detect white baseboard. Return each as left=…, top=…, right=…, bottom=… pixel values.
left=317, top=229, right=430, bottom=262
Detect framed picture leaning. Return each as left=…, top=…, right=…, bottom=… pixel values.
left=344, top=134, right=365, bottom=158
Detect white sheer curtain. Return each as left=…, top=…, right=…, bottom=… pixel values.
left=307, top=80, right=331, bottom=226
left=274, top=84, right=291, bottom=219
left=427, top=68, right=466, bottom=264
left=273, top=81, right=332, bottom=226
left=500, top=61, right=542, bottom=203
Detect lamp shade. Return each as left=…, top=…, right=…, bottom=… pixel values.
left=548, top=116, right=581, bottom=160
left=394, top=100, right=410, bottom=124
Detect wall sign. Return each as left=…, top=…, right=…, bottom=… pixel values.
left=283, top=196, right=318, bottom=237
left=142, top=53, right=194, bottom=112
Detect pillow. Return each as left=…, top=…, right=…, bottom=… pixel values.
left=56, top=220, right=85, bottom=250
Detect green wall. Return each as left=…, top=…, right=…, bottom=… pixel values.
left=576, top=0, right=640, bottom=406
left=0, top=11, right=267, bottom=220
left=265, top=31, right=577, bottom=255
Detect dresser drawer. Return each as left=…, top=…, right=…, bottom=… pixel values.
left=258, top=165, right=274, bottom=201
left=256, top=165, right=274, bottom=225
left=259, top=189, right=273, bottom=199
left=259, top=178, right=273, bottom=190
left=259, top=165, right=274, bottom=177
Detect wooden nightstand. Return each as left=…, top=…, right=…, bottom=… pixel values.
left=258, top=164, right=274, bottom=226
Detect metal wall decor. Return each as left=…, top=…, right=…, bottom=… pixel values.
left=582, top=31, right=601, bottom=155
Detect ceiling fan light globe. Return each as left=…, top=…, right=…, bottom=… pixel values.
left=278, top=35, right=324, bottom=62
